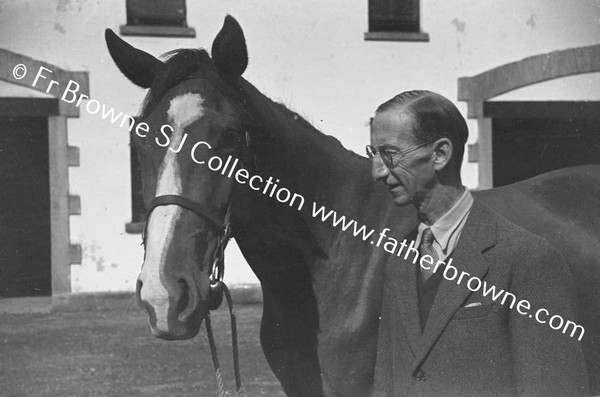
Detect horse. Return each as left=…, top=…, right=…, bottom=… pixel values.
left=105, top=16, right=600, bottom=396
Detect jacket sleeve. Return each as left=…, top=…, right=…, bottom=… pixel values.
left=372, top=263, right=394, bottom=397
left=509, top=240, right=590, bottom=396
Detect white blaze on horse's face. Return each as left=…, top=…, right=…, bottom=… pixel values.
left=140, top=93, right=205, bottom=333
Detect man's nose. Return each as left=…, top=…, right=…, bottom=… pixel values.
left=371, top=157, right=389, bottom=181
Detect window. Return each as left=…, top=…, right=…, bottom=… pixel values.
left=120, top=0, right=195, bottom=38
left=125, top=143, right=145, bottom=234
left=365, top=0, right=429, bottom=42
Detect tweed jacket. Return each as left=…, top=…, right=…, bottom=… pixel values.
left=373, top=199, right=589, bottom=396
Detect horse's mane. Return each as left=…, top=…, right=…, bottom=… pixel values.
left=270, top=101, right=353, bottom=156
left=140, top=48, right=366, bottom=170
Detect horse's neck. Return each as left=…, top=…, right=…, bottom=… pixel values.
left=234, top=80, right=396, bottom=258
left=241, top=80, right=373, bottom=210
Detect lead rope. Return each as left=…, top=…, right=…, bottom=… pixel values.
left=205, top=202, right=244, bottom=397
left=205, top=283, right=244, bottom=397
left=205, top=315, right=226, bottom=396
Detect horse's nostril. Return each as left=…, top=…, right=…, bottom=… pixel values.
left=141, top=300, right=157, bottom=328
left=176, top=279, right=190, bottom=316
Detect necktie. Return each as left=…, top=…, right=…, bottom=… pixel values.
left=419, top=228, right=438, bottom=281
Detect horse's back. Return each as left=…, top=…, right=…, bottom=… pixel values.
left=474, top=165, right=600, bottom=392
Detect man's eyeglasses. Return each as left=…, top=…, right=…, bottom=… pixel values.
left=366, top=140, right=435, bottom=168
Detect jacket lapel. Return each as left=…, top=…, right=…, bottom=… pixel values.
left=410, top=200, right=498, bottom=373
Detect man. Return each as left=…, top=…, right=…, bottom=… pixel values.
left=368, top=90, right=589, bottom=396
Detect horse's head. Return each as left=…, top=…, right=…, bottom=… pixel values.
left=106, top=16, right=251, bottom=339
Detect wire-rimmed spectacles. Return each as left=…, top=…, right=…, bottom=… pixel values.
left=366, top=140, right=435, bottom=168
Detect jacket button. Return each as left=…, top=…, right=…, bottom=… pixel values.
left=414, top=369, right=427, bottom=381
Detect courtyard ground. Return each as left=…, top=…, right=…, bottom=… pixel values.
left=0, top=302, right=285, bottom=396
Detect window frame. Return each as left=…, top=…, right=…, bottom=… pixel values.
left=119, top=0, right=196, bottom=38
left=364, top=0, right=429, bottom=42
left=125, top=141, right=145, bottom=234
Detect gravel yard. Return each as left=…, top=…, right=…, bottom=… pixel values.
left=0, top=303, right=284, bottom=397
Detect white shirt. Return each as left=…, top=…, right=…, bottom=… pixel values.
left=414, top=188, right=474, bottom=262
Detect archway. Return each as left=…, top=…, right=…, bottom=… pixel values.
left=458, top=44, right=600, bottom=188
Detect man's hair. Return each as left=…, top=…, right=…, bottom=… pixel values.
left=375, top=90, right=469, bottom=172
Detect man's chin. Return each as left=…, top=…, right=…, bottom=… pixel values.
left=391, top=192, right=412, bottom=207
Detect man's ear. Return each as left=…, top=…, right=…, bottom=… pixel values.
left=105, top=29, right=164, bottom=88
left=432, top=138, right=453, bottom=172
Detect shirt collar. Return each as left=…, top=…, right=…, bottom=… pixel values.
left=418, top=188, right=473, bottom=252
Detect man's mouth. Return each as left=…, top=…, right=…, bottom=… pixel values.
left=388, top=184, right=404, bottom=195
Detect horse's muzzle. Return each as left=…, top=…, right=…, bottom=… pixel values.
left=136, top=276, right=207, bottom=340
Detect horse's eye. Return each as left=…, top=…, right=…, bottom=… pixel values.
left=225, top=130, right=244, bottom=145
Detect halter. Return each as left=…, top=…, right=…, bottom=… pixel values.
left=140, top=130, right=254, bottom=397
left=144, top=194, right=232, bottom=309
left=141, top=130, right=254, bottom=304
left=142, top=194, right=232, bottom=306
left=144, top=195, right=241, bottom=396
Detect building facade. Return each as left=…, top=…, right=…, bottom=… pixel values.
left=0, top=0, right=598, bottom=298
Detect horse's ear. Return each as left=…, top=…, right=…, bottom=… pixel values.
left=105, top=29, right=164, bottom=88
left=211, top=15, right=248, bottom=79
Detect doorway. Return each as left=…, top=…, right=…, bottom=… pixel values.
left=485, top=101, right=600, bottom=187
left=0, top=116, right=51, bottom=297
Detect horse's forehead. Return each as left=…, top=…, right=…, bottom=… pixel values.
left=167, top=92, right=206, bottom=129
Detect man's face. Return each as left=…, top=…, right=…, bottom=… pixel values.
left=370, top=109, right=436, bottom=207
